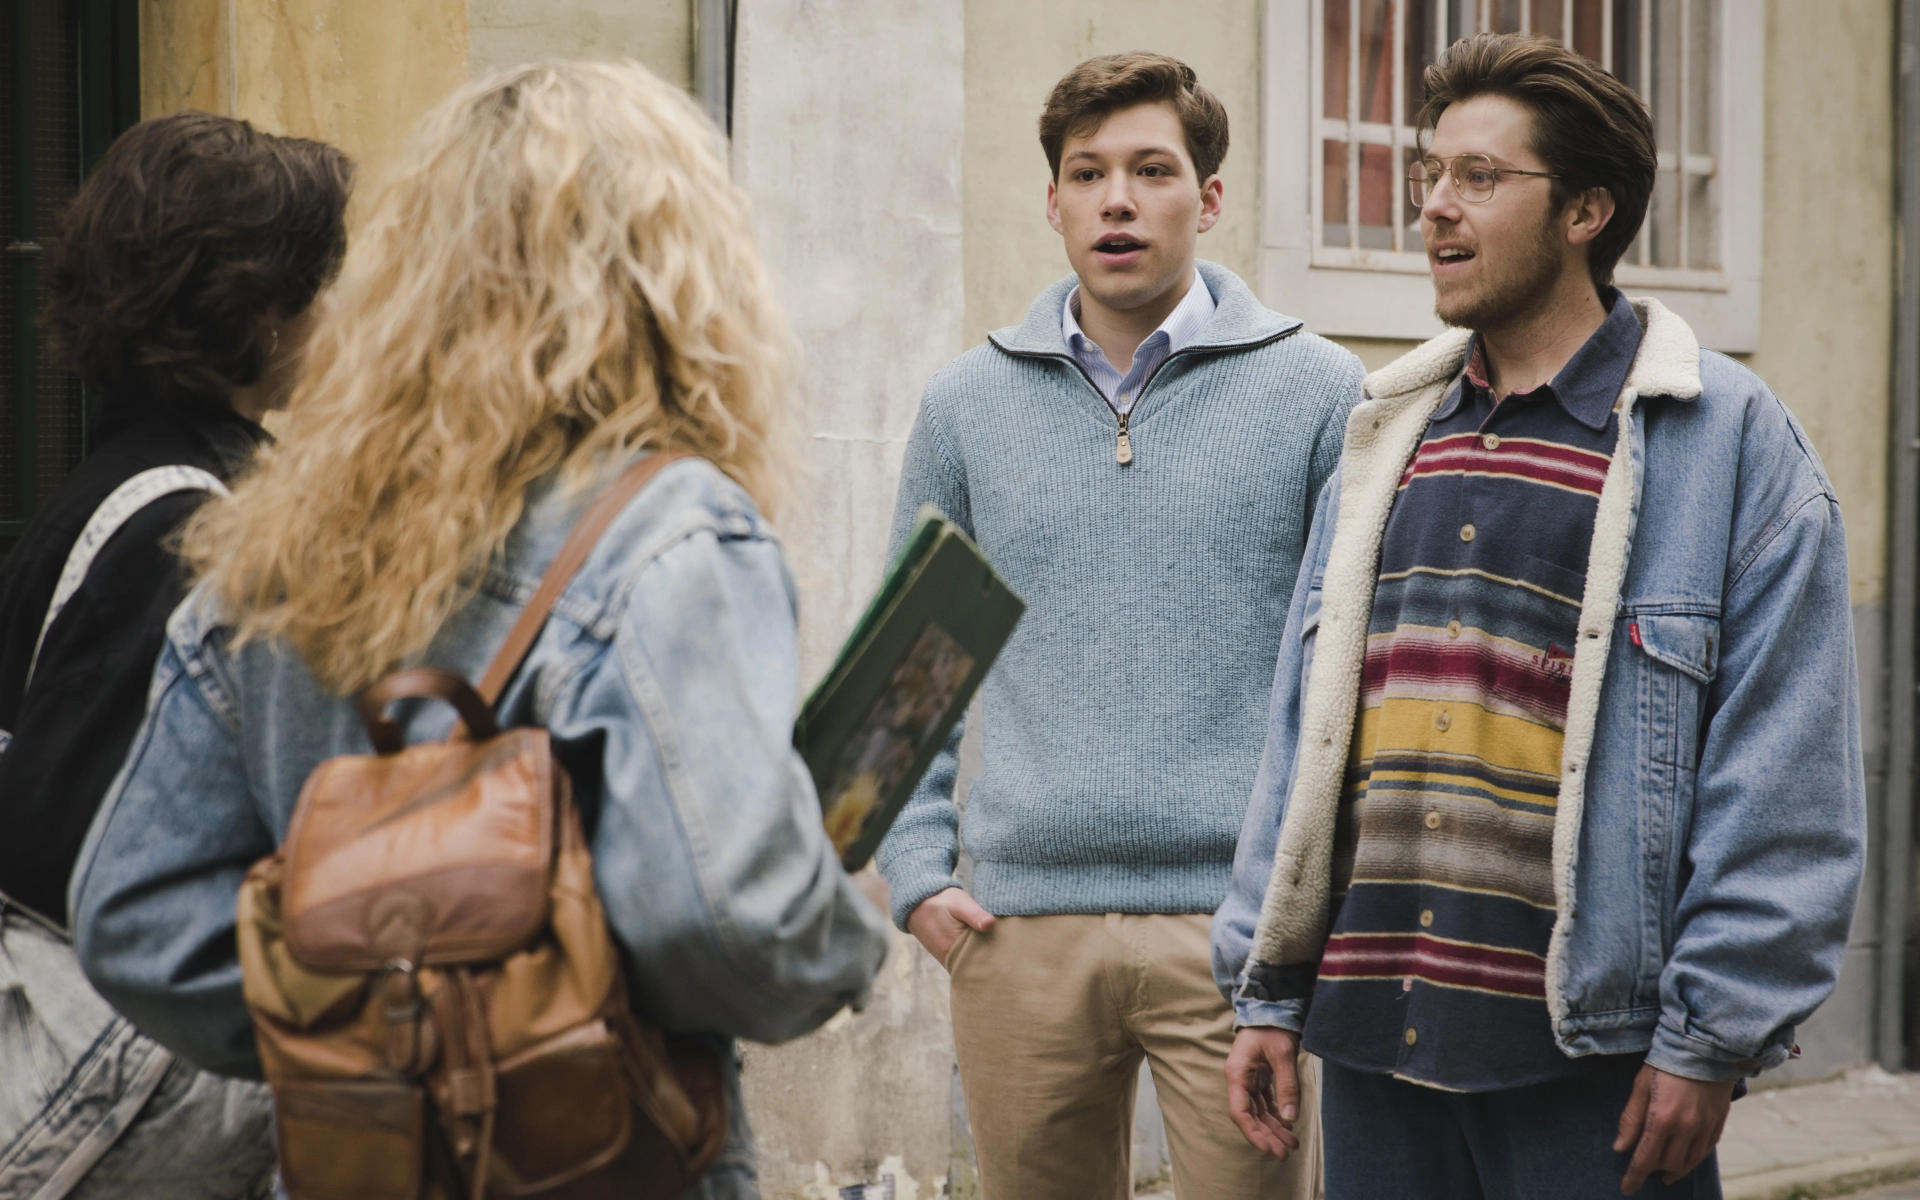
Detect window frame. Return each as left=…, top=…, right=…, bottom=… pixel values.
left=1260, top=0, right=1764, bottom=350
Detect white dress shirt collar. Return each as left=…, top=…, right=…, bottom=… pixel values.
left=1061, top=269, right=1216, bottom=413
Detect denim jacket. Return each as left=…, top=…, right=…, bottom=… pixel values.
left=1212, top=299, right=1866, bottom=1083
left=69, top=455, right=891, bottom=1195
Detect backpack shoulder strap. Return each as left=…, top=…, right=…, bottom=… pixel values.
left=474, top=452, right=687, bottom=706
left=24, top=465, right=230, bottom=692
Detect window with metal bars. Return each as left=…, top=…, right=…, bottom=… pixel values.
left=1262, top=0, right=1762, bottom=349
left=0, top=0, right=140, bottom=560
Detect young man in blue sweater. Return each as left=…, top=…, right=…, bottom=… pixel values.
left=876, top=52, right=1364, bottom=1199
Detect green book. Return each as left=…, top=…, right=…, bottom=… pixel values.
left=795, top=505, right=1025, bottom=870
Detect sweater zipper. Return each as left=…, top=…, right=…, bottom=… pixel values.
left=991, top=326, right=1301, bottom=465
left=1040, top=352, right=1138, bottom=463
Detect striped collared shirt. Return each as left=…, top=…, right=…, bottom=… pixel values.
left=1299, top=289, right=1642, bottom=1092
left=1062, top=269, right=1215, bottom=414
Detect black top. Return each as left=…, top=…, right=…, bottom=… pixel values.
left=0, top=396, right=266, bottom=926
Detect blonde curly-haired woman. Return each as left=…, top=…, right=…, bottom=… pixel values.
left=68, top=61, right=890, bottom=1198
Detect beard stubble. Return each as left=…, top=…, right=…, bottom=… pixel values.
left=1431, top=210, right=1567, bottom=333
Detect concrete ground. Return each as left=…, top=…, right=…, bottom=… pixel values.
left=1136, top=1067, right=1920, bottom=1200
left=1719, top=1068, right=1920, bottom=1200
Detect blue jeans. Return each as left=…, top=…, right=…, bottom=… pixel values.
left=1321, top=1056, right=1723, bottom=1200
left=0, top=903, right=275, bottom=1200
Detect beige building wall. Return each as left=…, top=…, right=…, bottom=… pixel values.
left=138, top=0, right=468, bottom=208
left=1746, top=0, right=1894, bottom=611
left=468, top=0, right=691, bottom=87
left=138, top=0, right=693, bottom=203
left=1743, top=0, right=1896, bottom=1086
left=731, top=2, right=971, bottom=1191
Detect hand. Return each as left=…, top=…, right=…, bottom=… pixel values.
left=1225, top=1026, right=1303, bottom=1160
left=1613, top=1064, right=1736, bottom=1193
left=905, top=886, right=995, bottom=966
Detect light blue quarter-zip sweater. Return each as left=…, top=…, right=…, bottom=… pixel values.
left=875, top=261, right=1365, bottom=928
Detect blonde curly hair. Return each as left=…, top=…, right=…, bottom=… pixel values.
left=180, top=59, right=798, bottom=694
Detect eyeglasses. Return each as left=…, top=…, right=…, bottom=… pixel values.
left=1407, top=154, right=1559, bottom=206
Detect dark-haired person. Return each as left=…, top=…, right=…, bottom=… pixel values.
left=876, top=51, right=1362, bottom=1198
left=0, top=110, right=350, bottom=1197
left=1214, top=32, right=1864, bottom=1200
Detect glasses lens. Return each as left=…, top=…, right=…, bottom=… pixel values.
left=1455, top=155, right=1496, bottom=202
left=1409, top=161, right=1440, bottom=206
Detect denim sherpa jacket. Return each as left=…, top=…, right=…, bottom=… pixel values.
left=1212, top=299, right=1866, bottom=1083
left=69, top=455, right=891, bottom=1196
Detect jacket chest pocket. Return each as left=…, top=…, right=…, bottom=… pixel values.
left=1627, top=612, right=1719, bottom=767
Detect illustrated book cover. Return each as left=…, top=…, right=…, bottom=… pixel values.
left=794, top=505, right=1024, bottom=870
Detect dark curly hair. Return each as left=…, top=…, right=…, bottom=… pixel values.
left=43, top=111, right=353, bottom=410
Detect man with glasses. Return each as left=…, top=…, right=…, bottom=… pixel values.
left=1213, top=32, right=1864, bottom=1199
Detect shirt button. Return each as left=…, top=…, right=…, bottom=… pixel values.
left=1424, top=811, right=1442, bottom=830
left=1446, top=620, right=1462, bottom=639
left=1405, top=1027, right=1419, bottom=1046
left=1460, top=523, right=1476, bottom=542
left=1420, top=909, right=1434, bottom=928
left=1482, top=433, right=1500, bottom=450
left=1434, top=711, right=1451, bottom=732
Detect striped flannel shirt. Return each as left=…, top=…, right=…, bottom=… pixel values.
left=1299, top=289, right=1642, bottom=1091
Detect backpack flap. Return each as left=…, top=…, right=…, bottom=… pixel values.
left=280, top=670, right=557, bottom=974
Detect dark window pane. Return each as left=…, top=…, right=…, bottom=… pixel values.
left=28, top=2, right=83, bottom=507
left=1529, top=0, right=1563, bottom=41
left=1359, top=0, right=1394, bottom=125
left=1405, top=0, right=1437, bottom=126
left=1572, top=0, right=1607, bottom=65
left=1, top=6, right=20, bottom=527
left=1324, top=138, right=1352, bottom=247
left=1326, top=0, right=1350, bottom=121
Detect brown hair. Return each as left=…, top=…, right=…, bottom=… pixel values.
left=1039, top=52, right=1229, bottom=183
left=1417, top=32, right=1656, bottom=289
left=44, top=111, right=352, bottom=412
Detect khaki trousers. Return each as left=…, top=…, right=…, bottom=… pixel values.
left=946, top=912, right=1319, bottom=1200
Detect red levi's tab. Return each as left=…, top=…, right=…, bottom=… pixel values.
left=1628, top=622, right=1642, bottom=647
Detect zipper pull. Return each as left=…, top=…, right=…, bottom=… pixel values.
left=1115, top=411, right=1133, bottom=464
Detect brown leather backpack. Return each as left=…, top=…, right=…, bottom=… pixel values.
left=235, top=453, right=728, bottom=1200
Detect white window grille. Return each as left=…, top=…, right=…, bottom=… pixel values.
left=1262, top=0, right=1763, bottom=349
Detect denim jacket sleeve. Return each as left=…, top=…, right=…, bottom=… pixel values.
left=1648, top=484, right=1865, bottom=1082
left=580, top=526, right=891, bottom=1043
left=873, top=388, right=973, bottom=929
left=1211, top=471, right=1341, bottom=1032
left=70, top=637, right=276, bottom=1076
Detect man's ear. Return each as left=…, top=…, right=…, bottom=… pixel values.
left=1565, top=185, right=1616, bottom=248
left=1046, top=178, right=1065, bottom=235
left=1197, top=174, right=1225, bottom=234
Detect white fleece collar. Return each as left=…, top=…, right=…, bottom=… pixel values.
left=1361, top=297, right=1702, bottom=404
